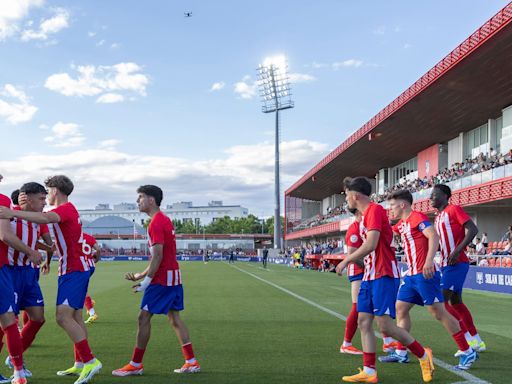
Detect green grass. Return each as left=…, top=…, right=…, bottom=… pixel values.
left=3, top=261, right=510, bottom=383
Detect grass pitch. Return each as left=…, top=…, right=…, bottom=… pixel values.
left=3, top=261, right=510, bottom=383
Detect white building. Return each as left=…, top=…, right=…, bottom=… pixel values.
left=79, top=200, right=249, bottom=227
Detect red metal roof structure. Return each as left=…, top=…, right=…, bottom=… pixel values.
left=286, top=4, right=512, bottom=201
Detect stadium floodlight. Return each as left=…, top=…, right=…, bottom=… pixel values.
left=257, top=55, right=294, bottom=251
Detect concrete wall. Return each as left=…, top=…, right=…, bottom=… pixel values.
left=465, top=206, right=512, bottom=242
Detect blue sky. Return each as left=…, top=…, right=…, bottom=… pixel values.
left=0, top=0, right=509, bottom=215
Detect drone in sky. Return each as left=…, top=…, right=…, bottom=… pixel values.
left=184, top=11, right=192, bottom=17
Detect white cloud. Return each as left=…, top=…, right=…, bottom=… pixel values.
left=87, top=31, right=96, bottom=37
left=21, top=8, right=69, bottom=41
left=0, top=139, right=330, bottom=212
left=96, top=39, right=105, bottom=46
left=373, top=26, right=386, bottom=35
left=0, top=84, right=37, bottom=124
left=288, top=73, right=316, bottom=83
left=332, top=59, right=364, bottom=69
left=43, top=122, right=85, bottom=147
left=210, top=81, right=225, bottom=92
left=234, top=76, right=257, bottom=99
left=0, top=0, right=43, bottom=40
left=110, top=42, right=120, bottom=49
left=403, top=43, right=412, bottom=49
left=98, top=139, right=120, bottom=150
left=45, top=62, right=149, bottom=102
left=96, top=93, right=124, bottom=104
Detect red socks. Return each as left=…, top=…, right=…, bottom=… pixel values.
left=363, top=352, right=376, bottom=369
left=181, top=343, right=195, bottom=361
left=453, top=303, right=477, bottom=336
left=444, top=302, right=468, bottom=333
left=131, top=347, right=146, bottom=364
left=84, top=296, right=94, bottom=311
left=22, top=312, right=29, bottom=326
left=344, top=303, right=358, bottom=343
left=74, top=339, right=94, bottom=364
left=395, top=342, right=407, bottom=351
left=2, top=324, right=23, bottom=370
left=74, top=345, right=82, bottom=363
left=407, top=340, right=426, bottom=359
left=21, top=320, right=45, bottom=352
left=452, top=330, right=470, bottom=351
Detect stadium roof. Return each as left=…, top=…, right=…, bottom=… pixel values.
left=286, top=4, right=512, bottom=201
left=83, top=215, right=145, bottom=235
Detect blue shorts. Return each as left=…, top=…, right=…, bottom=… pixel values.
left=397, top=272, right=444, bottom=306
left=141, top=284, right=184, bottom=314
left=357, top=277, right=400, bottom=318
left=89, top=266, right=95, bottom=278
left=56, top=271, right=90, bottom=309
left=8, top=266, right=44, bottom=314
left=349, top=273, right=364, bottom=283
left=441, top=262, right=469, bottom=294
left=0, top=266, right=16, bottom=315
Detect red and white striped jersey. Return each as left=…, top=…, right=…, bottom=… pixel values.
left=82, top=233, right=97, bottom=268
left=360, top=203, right=399, bottom=281
left=434, top=204, right=470, bottom=267
left=345, top=221, right=364, bottom=277
left=7, top=215, right=49, bottom=267
left=0, top=194, right=13, bottom=268
left=51, top=202, right=89, bottom=276
left=393, top=211, right=437, bottom=276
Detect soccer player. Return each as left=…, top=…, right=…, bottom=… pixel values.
left=112, top=185, right=200, bottom=377
left=0, top=175, right=102, bottom=384
left=2, top=183, right=54, bottom=376
left=0, top=191, right=42, bottom=384
left=336, top=177, right=434, bottom=383
left=379, top=189, right=477, bottom=370
left=339, top=208, right=364, bottom=355
left=430, top=184, right=486, bottom=353
left=82, top=233, right=101, bottom=324
left=262, top=246, right=268, bottom=268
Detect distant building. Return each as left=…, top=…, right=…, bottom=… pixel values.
left=79, top=200, right=249, bottom=228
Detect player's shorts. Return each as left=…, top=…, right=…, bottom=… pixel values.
left=441, top=262, right=469, bottom=294
left=141, top=284, right=184, bottom=314
left=397, top=272, right=444, bottom=306
left=357, top=276, right=400, bottom=318
left=8, top=266, right=44, bottom=313
left=56, top=271, right=90, bottom=309
left=0, top=266, right=16, bottom=315
left=89, top=266, right=95, bottom=277
left=348, top=272, right=364, bottom=283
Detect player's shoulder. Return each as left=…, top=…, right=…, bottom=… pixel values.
left=411, top=210, right=429, bottom=222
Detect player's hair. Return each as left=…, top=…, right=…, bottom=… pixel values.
left=137, top=185, right=163, bottom=206
left=20, top=182, right=47, bottom=195
left=348, top=207, right=358, bottom=215
left=433, top=184, right=452, bottom=199
left=45, top=175, right=74, bottom=196
left=343, top=176, right=372, bottom=197
left=11, top=189, right=20, bottom=205
left=387, top=189, right=413, bottom=205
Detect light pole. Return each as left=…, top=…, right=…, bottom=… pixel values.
left=257, top=55, right=294, bottom=251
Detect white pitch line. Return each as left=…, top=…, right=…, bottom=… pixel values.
left=232, top=264, right=490, bottom=384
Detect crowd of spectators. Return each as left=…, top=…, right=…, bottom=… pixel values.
left=372, top=149, right=512, bottom=203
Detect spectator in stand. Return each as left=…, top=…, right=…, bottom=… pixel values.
left=500, top=225, right=512, bottom=242
left=475, top=238, right=486, bottom=256
left=481, top=233, right=488, bottom=248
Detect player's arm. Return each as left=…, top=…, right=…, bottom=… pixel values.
left=131, top=244, right=163, bottom=292
left=337, top=230, right=380, bottom=275
left=125, top=265, right=150, bottom=282
left=448, top=219, right=478, bottom=265
left=421, top=226, right=439, bottom=279
left=92, top=243, right=101, bottom=263
left=0, top=219, right=42, bottom=265
left=0, top=206, right=60, bottom=224
left=38, top=232, right=54, bottom=275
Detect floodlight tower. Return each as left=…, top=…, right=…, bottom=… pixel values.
left=257, top=55, right=294, bottom=251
